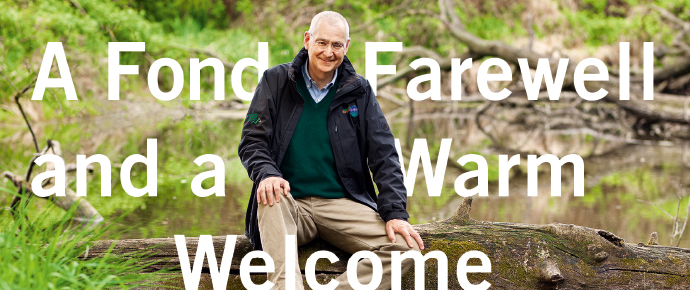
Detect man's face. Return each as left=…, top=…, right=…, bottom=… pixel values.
left=304, top=22, right=350, bottom=76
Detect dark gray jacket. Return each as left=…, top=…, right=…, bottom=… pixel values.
left=238, top=48, right=409, bottom=250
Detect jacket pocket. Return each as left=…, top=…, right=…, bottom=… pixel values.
left=337, top=115, right=361, bottom=168
left=334, top=119, right=351, bottom=167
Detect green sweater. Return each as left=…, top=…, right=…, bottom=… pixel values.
left=279, top=74, right=347, bottom=199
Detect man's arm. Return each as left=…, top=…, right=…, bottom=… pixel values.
left=238, top=71, right=290, bottom=206
left=362, top=78, right=423, bottom=249
left=362, top=78, right=408, bottom=221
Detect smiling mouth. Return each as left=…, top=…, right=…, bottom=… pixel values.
left=319, top=57, right=336, bottom=63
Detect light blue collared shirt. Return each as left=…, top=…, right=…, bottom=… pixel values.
left=302, top=60, right=338, bottom=103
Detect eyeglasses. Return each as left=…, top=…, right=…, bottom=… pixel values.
left=314, top=40, right=345, bottom=52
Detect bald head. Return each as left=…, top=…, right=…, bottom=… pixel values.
left=308, top=11, right=350, bottom=40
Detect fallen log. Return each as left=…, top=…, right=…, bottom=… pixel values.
left=3, top=140, right=103, bottom=226
left=375, top=0, right=690, bottom=130
left=89, top=197, right=690, bottom=289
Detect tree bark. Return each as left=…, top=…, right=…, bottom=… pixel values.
left=2, top=140, right=103, bottom=226
left=221, top=0, right=241, bottom=27
left=376, top=0, right=690, bottom=128
left=89, top=197, right=690, bottom=289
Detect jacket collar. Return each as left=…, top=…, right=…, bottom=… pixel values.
left=288, top=47, right=360, bottom=94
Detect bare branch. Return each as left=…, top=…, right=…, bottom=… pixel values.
left=651, top=4, right=690, bottom=33
left=376, top=90, right=409, bottom=107
left=25, top=140, right=53, bottom=183
left=13, top=76, right=39, bottom=153
left=351, top=0, right=416, bottom=33
left=667, top=73, right=690, bottom=91
left=651, top=58, right=690, bottom=83
left=68, top=0, right=87, bottom=16
left=170, top=45, right=237, bottom=71
left=440, top=0, right=463, bottom=29
left=638, top=199, right=675, bottom=219
left=403, top=46, right=444, bottom=60
left=437, top=0, right=553, bottom=71
left=377, top=50, right=476, bottom=89
left=377, top=66, right=418, bottom=89
left=676, top=145, right=689, bottom=247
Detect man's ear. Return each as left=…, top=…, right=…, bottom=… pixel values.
left=344, top=39, right=351, bottom=55
left=304, top=31, right=311, bottom=50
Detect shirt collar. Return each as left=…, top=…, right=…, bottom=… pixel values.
left=302, top=59, right=338, bottom=90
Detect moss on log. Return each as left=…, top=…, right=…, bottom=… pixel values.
left=89, top=197, right=690, bottom=289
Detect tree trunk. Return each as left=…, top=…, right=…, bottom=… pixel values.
left=221, top=0, right=241, bottom=27
left=88, top=197, right=690, bottom=289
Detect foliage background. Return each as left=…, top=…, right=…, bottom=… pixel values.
left=2, top=0, right=690, bottom=272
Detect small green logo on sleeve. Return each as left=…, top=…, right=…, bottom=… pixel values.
left=247, top=113, right=261, bottom=124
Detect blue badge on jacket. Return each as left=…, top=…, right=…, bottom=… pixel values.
left=342, top=105, right=358, bottom=117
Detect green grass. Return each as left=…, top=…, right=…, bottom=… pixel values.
left=0, top=188, right=164, bottom=290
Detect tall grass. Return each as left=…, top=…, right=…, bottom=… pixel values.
left=0, top=188, right=164, bottom=290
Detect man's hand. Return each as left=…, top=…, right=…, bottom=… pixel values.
left=257, top=177, right=290, bottom=206
left=386, top=219, right=424, bottom=250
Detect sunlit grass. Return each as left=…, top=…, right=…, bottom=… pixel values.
left=0, top=188, right=165, bottom=289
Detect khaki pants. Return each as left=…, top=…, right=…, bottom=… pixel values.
left=257, top=195, right=419, bottom=289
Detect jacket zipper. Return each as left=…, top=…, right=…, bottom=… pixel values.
left=334, top=82, right=358, bottom=101
left=278, top=88, right=301, bottom=164
left=280, top=106, right=296, bottom=143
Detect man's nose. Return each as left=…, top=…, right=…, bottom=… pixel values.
left=323, top=46, right=334, bottom=57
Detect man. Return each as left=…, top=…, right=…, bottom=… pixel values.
left=239, top=11, right=423, bottom=289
